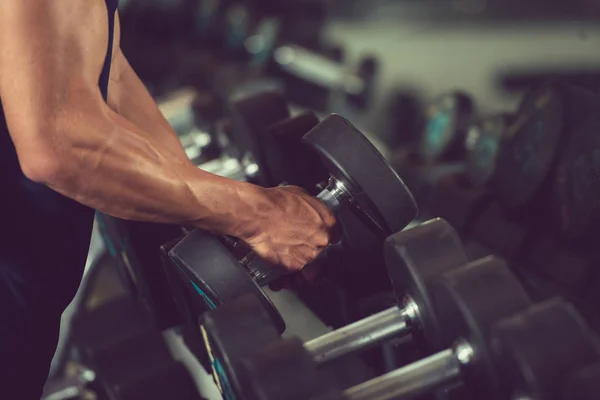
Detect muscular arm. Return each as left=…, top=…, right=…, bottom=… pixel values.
left=0, top=0, right=267, bottom=238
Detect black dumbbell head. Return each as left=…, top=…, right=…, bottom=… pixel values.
left=465, top=113, right=512, bottom=187
left=228, top=91, right=291, bottom=185
left=419, top=91, right=476, bottom=162
left=168, top=230, right=285, bottom=333
left=238, top=337, right=342, bottom=400
left=200, top=294, right=281, bottom=400
left=384, top=218, right=468, bottom=350
left=494, top=83, right=565, bottom=208
left=263, top=112, right=328, bottom=189
left=551, top=86, right=600, bottom=240
left=430, top=256, right=531, bottom=395
left=302, top=114, right=418, bottom=236
left=491, top=298, right=600, bottom=400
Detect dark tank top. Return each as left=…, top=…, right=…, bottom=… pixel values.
left=0, top=0, right=119, bottom=308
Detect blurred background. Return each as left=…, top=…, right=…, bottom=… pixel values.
left=118, top=0, right=600, bottom=150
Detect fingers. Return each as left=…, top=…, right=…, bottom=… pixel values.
left=278, top=185, right=337, bottom=230
left=314, top=231, right=329, bottom=248
left=252, top=242, right=322, bottom=271
left=319, top=205, right=337, bottom=229
left=279, top=244, right=323, bottom=271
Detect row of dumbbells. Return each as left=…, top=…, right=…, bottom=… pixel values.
left=392, top=83, right=600, bottom=306
left=198, top=218, right=600, bottom=400
left=156, top=88, right=600, bottom=400
left=396, top=82, right=598, bottom=243
left=184, top=0, right=379, bottom=112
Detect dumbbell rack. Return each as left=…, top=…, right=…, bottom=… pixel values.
left=391, top=83, right=600, bottom=337
left=199, top=218, right=600, bottom=400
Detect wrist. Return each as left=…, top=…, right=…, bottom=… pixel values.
left=222, top=182, right=274, bottom=239
left=185, top=170, right=273, bottom=238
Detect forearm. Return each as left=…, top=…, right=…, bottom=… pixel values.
left=42, top=93, right=266, bottom=237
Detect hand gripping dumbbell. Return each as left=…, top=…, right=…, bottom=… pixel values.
left=167, top=114, right=418, bottom=334
left=201, top=250, right=532, bottom=400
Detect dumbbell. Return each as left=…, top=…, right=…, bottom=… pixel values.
left=199, top=219, right=467, bottom=362
left=493, top=82, right=565, bottom=211
left=392, top=91, right=476, bottom=207
left=417, top=91, right=477, bottom=163
left=168, top=115, right=418, bottom=333
left=464, top=113, right=512, bottom=187
left=227, top=254, right=535, bottom=400
left=333, top=297, right=599, bottom=400
left=489, top=82, right=600, bottom=240
left=234, top=279, right=600, bottom=400
left=549, top=86, right=600, bottom=240
left=269, top=45, right=379, bottom=111
left=199, top=293, right=281, bottom=400
left=226, top=90, right=329, bottom=187
left=490, top=297, right=600, bottom=400
left=426, top=111, right=509, bottom=228
left=401, top=91, right=499, bottom=230
left=197, top=218, right=478, bottom=399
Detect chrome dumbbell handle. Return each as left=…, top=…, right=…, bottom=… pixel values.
left=343, top=340, right=474, bottom=400
left=304, top=297, right=419, bottom=364
left=316, top=177, right=352, bottom=212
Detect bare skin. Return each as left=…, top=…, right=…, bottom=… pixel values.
left=0, top=0, right=335, bottom=271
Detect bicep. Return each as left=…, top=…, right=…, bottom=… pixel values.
left=0, top=0, right=110, bottom=161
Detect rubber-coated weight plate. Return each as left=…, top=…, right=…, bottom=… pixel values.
left=495, top=84, right=565, bottom=208
left=385, top=218, right=468, bottom=350
left=419, top=91, right=476, bottom=162
left=229, top=91, right=290, bottom=185
left=238, top=338, right=341, bottom=400
left=302, top=114, right=418, bottom=235
left=554, top=133, right=600, bottom=239
left=466, top=114, right=511, bottom=186
left=431, top=256, right=531, bottom=395
left=201, top=294, right=281, bottom=400
left=168, top=230, right=285, bottom=333
left=491, top=298, right=600, bottom=400
left=552, top=88, right=600, bottom=240
left=262, top=112, right=328, bottom=189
